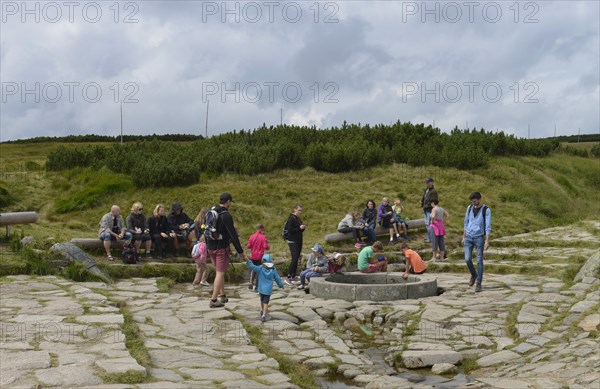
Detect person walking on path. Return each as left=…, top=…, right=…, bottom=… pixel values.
left=207, top=193, right=246, bottom=308
left=462, top=191, right=491, bottom=292
left=420, top=178, right=438, bottom=243
left=246, top=254, right=284, bottom=322
left=283, top=204, right=306, bottom=286
left=430, top=199, right=450, bottom=260
left=247, top=224, right=270, bottom=291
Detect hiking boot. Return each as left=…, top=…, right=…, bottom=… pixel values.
left=297, top=285, right=305, bottom=290
left=469, top=276, right=476, bottom=287
left=200, top=280, right=210, bottom=287
left=475, top=283, right=482, bottom=292
left=284, top=278, right=292, bottom=286
left=260, top=314, right=267, bottom=322
left=248, top=284, right=254, bottom=290
left=218, top=295, right=228, bottom=303
left=210, top=299, right=224, bottom=308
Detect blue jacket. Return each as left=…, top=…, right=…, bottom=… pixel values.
left=247, top=261, right=284, bottom=296
left=464, top=205, right=492, bottom=237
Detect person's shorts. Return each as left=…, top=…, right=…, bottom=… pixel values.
left=409, top=268, right=426, bottom=275
left=208, top=248, right=230, bottom=273
left=99, top=232, right=132, bottom=241
left=361, top=262, right=385, bottom=273
left=259, top=293, right=271, bottom=305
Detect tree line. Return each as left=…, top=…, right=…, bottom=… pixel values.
left=46, top=122, right=560, bottom=188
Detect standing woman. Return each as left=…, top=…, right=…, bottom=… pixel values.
left=283, top=204, right=307, bottom=286
left=430, top=199, right=450, bottom=260
left=126, top=202, right=153, bottom=258
left=361, top=200, right=377, bottom=245
left=148, top=204, right=175, bottom=259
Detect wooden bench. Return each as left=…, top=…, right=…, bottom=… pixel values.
left=0, top=212, right=39, bottom=237
left=324, top=218, right=426, bottom=243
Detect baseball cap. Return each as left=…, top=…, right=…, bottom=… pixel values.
left=311, top=244, right=324, bottom=254
left=425, top=177, right=434, bottom=183
left=219, top=192, right=234, bottom=203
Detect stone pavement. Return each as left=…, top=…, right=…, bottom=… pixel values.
left=0, top=221, right=598, bottom=388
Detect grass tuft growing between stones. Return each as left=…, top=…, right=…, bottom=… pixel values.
left=461, top=355, right=480, bottom=374
left=100, top=371, right=151, bottom=384
left=156, top=277, right=174, bottom=293
left=233, top=313, right=319, bottom=389
left=117, top=301, right=153, bottom=370
left=505, top=302, right=525, bottom=341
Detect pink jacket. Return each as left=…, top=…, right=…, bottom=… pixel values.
left=247, top=231, right=270, bottom=261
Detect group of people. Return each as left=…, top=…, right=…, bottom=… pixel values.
left=98, top=181, right=492, bottom=315
left=99, top=202, right=200, bottom=261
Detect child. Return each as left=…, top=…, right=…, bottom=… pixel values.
left=192, top=235, right=210, bottom=286
left=400, top=242, right=427, bottom=279
left=328, top=252, right=347, bottom=274
left=357, top=241, right=388, bottom=273
left=297, top=244, right=329, bottom=290
left=392, top=198, right=409, bottom=240
left=246, top=224, right=270, bottom=290
left=246, top=254, right=284, bottom=322
left=430, top=199, right=449, bottom=260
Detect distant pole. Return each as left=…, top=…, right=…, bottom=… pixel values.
left=554, top=123, right=556, bottom=137
left=280, top=107, right=283, bottom=125
left=205, top=100, right=209, bottom=138
left=528, top=124, right=530, bottom=139
left=120, top=102, right=123, bottom=145
left=433, top=119, right=435, bottom=128
left=466, top=121, right=469, bottom=130
left=578, top=128, right=580, bottom=143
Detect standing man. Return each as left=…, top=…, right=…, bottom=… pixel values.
left=283, top=204, right=306, bottom=286
left=99, top=205, right=132, bottom=260
left=420, top=177, right=438, bottom=243
left=207, top=193, right=246, bottom=308
left=462, top=191, right=492, bottom=292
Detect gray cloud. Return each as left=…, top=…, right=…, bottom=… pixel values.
left=1, top=1, right=598, bottom=141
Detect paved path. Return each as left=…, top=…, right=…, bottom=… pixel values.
left=1, top=222, right=598, bottom=388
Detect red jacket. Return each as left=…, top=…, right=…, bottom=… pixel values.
left=247, top=231, right=270, bottom=261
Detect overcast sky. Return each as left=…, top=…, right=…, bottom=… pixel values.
left=1, top=0, right=598, bottom=141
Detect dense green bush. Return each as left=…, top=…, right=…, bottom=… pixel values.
left=45, top=122, right=559, bottom=188
left=0, top=181, right=14, bottom=208
left=591, top=144, right=600, bottom=158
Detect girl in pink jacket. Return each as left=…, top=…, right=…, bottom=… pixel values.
left=247, top=224, right=270, bottom=290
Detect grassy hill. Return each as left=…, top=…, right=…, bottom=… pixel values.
left=1, top=141, right=598, bottom=261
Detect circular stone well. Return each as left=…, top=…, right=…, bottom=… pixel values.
left=309, top=272, right=437, bottom=302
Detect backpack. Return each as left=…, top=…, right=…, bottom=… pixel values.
left=468, top=205, right=488, bottom=228
left=192, top=241, right=207, bottom=263
left=122, top=244, right=139, bottom=264
left=282, top=218, right=290, bottom=241
left=204, top=207, right=227, bottom=242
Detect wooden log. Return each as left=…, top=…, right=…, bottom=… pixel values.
left=324, top=218, right=427, bottom=243
left=0, top=212, right=39, bottom=225
left=70, top=238, right=129, bottom=250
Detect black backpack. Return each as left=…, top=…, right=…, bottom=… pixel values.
left=282, top=218, right=290, bottom=241
left=204, top=206, right=228, bottom=242
left=122, top=244, right=139, bottom=264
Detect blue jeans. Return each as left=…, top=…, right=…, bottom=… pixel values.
left=424, top=210, right=432, bottom=241
left=363, top=222, right=377, bottom=244
left=464, top=235, right=485, bottom=284
left=300, top=270, right=322, bottom=286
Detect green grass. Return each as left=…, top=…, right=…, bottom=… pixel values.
left=505, top=302, right=525, bottom=341
left=0, top=142, right=598, bottom=278
left=116, top=301, right=153, bottom=369
left=461, top=355, right=480, bottom=374
left=156, top=277, right=174, bottom=293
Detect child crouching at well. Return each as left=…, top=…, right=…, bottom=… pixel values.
left=246, top=254, right=284, bottom=322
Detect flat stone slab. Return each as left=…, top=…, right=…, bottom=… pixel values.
left=477, top=350, right=522, bottom=367
left=76, top=314, right=124, bottom=324
left=579, top=313, right=600, bottom=331
left=401, top=350, right=462, bottom=368
left=570, top=300, right=597, bottom=313
left=95, top=357, right=147, bottom=375
left=178, top=368, right=244, bottom=381
left=0, top=350, right=51, bottom=370
left=35, top=365, right=103, bottom=386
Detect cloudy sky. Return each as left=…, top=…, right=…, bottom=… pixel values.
left=1, top=0, right=598, bottom=141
